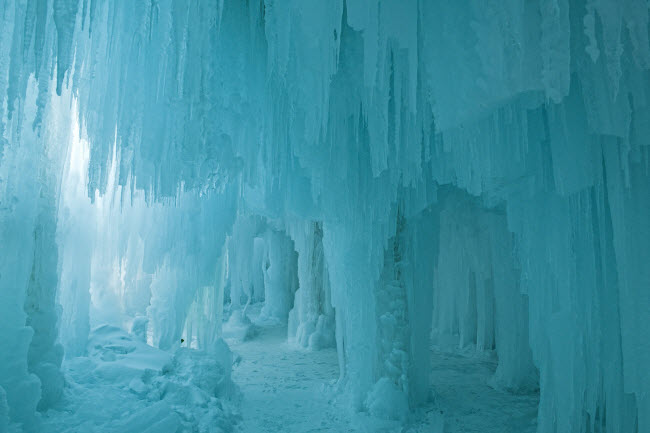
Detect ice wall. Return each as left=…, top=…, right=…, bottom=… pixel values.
left=1, top=0, right=650, bottom=431
left=0, top=73, right=70, bottom=431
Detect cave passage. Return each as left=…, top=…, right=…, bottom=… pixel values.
left=1, top=1, right=649, bottom=433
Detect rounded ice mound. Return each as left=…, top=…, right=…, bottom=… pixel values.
left=222, top=310, right=258, bottom=343
left=167, top=340, right=235, bottom=399
left=365, top=378, right=409, bottom=422
left=41, top=326, right=239, bottom=432
left=130, top=316, right=149, bottom=343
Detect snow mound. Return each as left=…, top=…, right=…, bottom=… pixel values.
left=41, top=326, right=238, bottom=433
left=365, top=378, right=409, bottom=422
left=222, top=310, right=258, bottom=343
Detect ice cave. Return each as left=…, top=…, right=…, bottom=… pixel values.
left=1, top=1, right=649, bottom=432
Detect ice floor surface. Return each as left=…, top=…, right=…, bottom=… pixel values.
left=231, top=324, right=358, bottom=433
left=34, top=315, right=537, bottom=433
left=228, top=309, right=537, bottom=433
left=429, top=350, right=538, bottom=433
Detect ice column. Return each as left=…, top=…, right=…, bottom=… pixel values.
left=260, top=227, right=299, bottom=322
left=287, top=221, right=335, bottom=349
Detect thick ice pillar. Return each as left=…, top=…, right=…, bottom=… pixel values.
left=366, top=207, right=438, bottom=420
left=287, top=221, right=335, bottom=349
left=0, top=141, right=44, bottom=431
left=260, top=228, right=298, bottom=322
left=323, top=204, right=437, bottom=419
left=147, top=258, right=184, bottom=350
left=24, top=199, right=64, bottom=411
left=601, top=141, right=650, bottom=433
left=227, top=215, right=266, bottom=310
left=0, top=80, right=69, bottom=427
left=322, top=221, right=377, bottom=409
left=400, top=208, right=438, bottom=405
left=184, top=244, right=229, bottom=350
left=490, top=234, right=537, bottom=393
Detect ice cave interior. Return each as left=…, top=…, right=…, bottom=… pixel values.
left=1, top=1, right=649, bottom=432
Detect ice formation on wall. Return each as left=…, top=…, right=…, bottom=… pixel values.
left=1, top=0, right=649, bottom=432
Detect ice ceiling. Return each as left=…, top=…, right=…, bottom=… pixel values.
left=1, top=0, right=649, bottom=432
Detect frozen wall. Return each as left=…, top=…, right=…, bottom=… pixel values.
left=0, top=78, right=70, bottom=432
left=1, top=0, right=649, bottom=432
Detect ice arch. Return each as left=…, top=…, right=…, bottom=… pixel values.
left=1, top=1, right=649, bottom=432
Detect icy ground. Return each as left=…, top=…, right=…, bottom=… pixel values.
left=226, top=304, right=435, bottom=433
left=429, top=349, right=539, bottom=433
left=33, top=312, right=537, bottom=433
left=230, top=322, right=356, bottom=432
left=228, top=305, right=538, bottom=433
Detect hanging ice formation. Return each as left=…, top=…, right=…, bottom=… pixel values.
left=1, top=1, right=649, bottom=432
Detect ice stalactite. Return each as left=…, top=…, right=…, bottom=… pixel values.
left=52, top=0, right=79, bottom=96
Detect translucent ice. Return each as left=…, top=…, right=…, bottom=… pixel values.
left=1, top=1, right=649, bottom=432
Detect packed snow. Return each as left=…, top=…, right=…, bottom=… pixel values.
left=39, top=326, right=238, bottom=433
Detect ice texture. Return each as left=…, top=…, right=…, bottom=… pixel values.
left=0, top=1, right=649, bottom=432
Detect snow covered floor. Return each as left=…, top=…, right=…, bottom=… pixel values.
left=230, top=323, right=355, bottom=433
left=228, top=308, right=537, bottom=433
left=34, top=318, right=537, bottom=433
left=228, top=307, right=438, bottom=433
left=430, top=349, right=539, bottom=433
